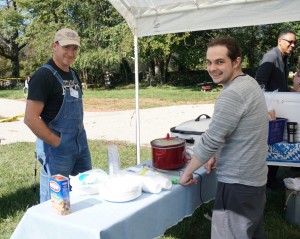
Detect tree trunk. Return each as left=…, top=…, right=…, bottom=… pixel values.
left=9, top=30, right=21, bottom=87
left=11, top=55, right=20, bottom=78
left=120, top=58, right=132, bottom=84
left=154, top=58, right=164, bottom=84
left=147, top=60, right=155, bottom=86
left=163, top=54, right=172, bottom=84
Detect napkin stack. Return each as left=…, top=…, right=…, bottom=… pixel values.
left=124, top=167, right=172, bottom=194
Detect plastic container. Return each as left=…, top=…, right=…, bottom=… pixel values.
left=285, top=189, right=300, bottom=226
left=69, top=169, right=108, bottom=195
left=107, top=145, right=121, bottom=177
left=264, top=92, right=300, bottom=142
left=268, top=118, right=287, bottom=144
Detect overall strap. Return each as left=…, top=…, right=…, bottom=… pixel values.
left=70, top=70, right=79, bottom=85
left=42, top=64, right=79, bottom=85
left=42, top=63, right=80, bottom=95
left=42, top=64, right=64, bottom=85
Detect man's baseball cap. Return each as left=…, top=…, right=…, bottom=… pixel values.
left=54, top=28, right=80, bottom=46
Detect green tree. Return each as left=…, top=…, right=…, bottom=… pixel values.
left=19, top=0, right=132, bottom=85
left=2, top=0, right=300, bottom=88
left=0, top=0, right=27, bottom=78
left=19, top=0, right=82, bottom=73
left=139, top=32, right=191, bottom=85
left=72, top=0, right=133, bottom=85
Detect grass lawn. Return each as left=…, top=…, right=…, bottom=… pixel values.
left=1, top=86, right=300, bottom=238
left=0, top=85, right=219, bottom=112
left=1, top=142, right=300, bottom=239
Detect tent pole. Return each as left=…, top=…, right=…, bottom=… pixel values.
left=134, top=35, right=141, bottom=165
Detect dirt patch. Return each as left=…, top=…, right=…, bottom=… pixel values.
left=83, top=98, right=215, bottom=112
left=15, top=97, right=215, bottom=112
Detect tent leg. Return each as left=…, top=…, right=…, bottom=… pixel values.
left=134, top=35, right=141, bottom=165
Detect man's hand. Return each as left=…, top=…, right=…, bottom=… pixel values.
left=179, top=155, right=203, bottom=185
left=24, top=99, right=61, bottom=147
left=204, top=155, right=217, bottom=174
left=179, top=172, right=198, bottom=185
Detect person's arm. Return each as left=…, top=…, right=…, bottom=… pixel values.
left=293, top=71, right=300, bottom=92
left=24, top=100, right=60, bottom=147
left=179, top=154, right=217, bottom=186
left=179, top=155, right=203, bottom=185
left=255, top=61, right=274, bottom=89
left=204, top=155, right=217, bottom=174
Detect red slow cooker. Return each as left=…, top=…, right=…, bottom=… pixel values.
left=150, top=134, right=189, bottom=170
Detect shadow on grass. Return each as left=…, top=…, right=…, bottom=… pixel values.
left=163, top=201, right=213, bottom=239
left=0, top=184, right=39, bottom=219
left=164, top=174, right=300, bottom=239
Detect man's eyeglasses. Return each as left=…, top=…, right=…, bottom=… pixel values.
left=281, top=38, right=297, bottom=46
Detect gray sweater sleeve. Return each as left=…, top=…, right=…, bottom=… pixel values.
left=193, top=75, right=268, bottom=186
left=193, top=85, right=246, bottom=164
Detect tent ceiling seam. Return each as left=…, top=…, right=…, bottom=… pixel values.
left=124, top=0, right=270, bottom=19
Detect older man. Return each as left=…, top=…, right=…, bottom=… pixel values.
left=24, top=28, right=92, bottom=202
left=256, top=29, right=297, bottom=190
left=256, top=29, right=296, bottom=92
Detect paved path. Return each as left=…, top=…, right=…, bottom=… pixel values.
left=0, top=98, right=214, bottom=145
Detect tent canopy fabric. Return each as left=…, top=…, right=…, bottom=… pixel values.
left=107, top=0, right=299, bottom=164
left=108, top=0, right=300, bottom=37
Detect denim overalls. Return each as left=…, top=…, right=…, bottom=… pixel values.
left=36, top=64, right=92, bottom=203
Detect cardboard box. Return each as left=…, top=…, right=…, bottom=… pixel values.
left=49, top=174, right=71, bottom=215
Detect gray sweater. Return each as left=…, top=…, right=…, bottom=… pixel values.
left=193, top=75, right=268, bottom=187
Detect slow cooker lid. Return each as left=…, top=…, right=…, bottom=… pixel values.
left=151, top=133, right=185, bottom=147
left=171, top=114, right=211, bottom=133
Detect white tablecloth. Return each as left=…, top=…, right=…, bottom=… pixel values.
left=11, top=164, right=217, bottom=239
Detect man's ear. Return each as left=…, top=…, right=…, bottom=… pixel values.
left=234, top=57, right=241, bottom=68
left=51, top=42, right=58, bottom=51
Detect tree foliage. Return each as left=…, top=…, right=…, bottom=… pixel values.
left=0, top=0, right=300, bottom=86
left=0, top=0, right=27, bottom=77
left=16, top=0, right=133, bottom=84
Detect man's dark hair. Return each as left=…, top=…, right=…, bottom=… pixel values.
left=278, top=29, right=296, bottom=38
left=207, top=36, right=242, bottom=62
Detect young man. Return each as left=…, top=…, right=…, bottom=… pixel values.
left=24, top=28, right=92, bottom=203
left=180, top=36, right=268, bottom=239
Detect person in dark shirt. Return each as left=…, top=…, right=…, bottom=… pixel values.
left=256, top=29, right=297, bottom=190
left=24, top=28, right=92, bottom=202
left=256, top=29, right=296, bottom=92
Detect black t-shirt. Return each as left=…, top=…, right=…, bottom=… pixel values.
left=27, top=59, right=82, bottom=124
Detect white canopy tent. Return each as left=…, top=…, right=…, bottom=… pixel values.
left=107, top=0, right=300, bottom=164
left=108, top=0, right=300, bottom=37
